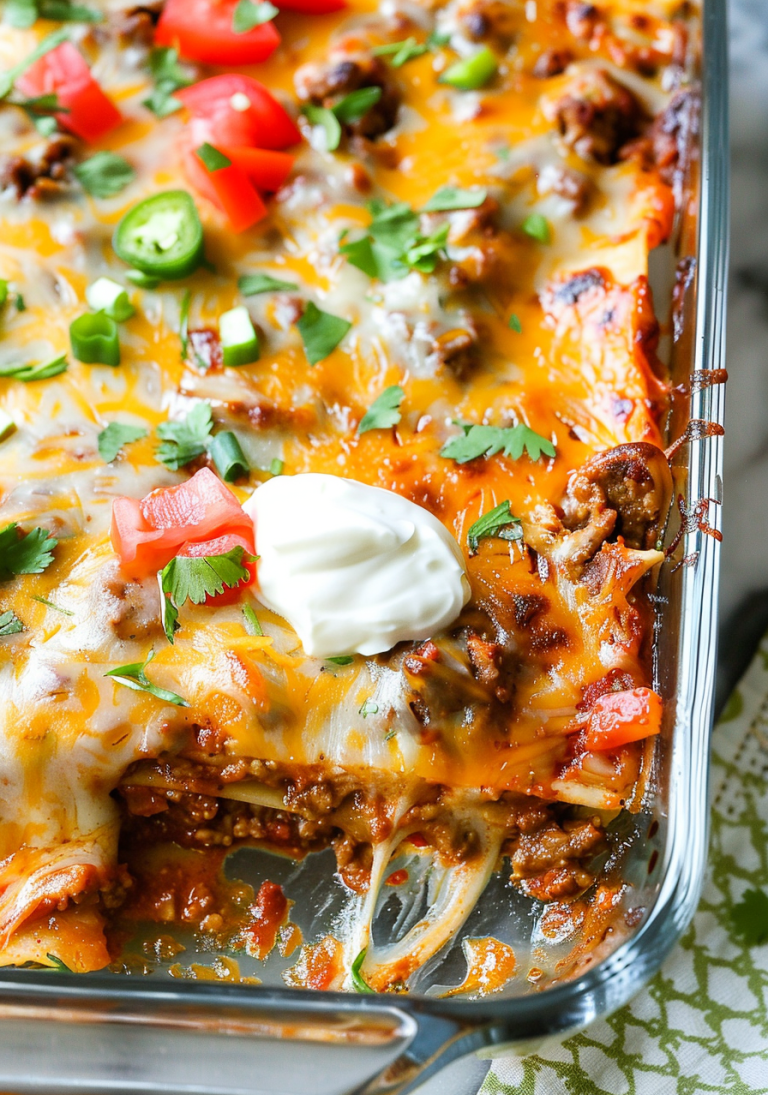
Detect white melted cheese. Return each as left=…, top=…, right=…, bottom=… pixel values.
left=244, top=474, right=471, bottom=658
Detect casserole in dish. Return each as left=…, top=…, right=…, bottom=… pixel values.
left=0, top=0, right=727, bottom=1088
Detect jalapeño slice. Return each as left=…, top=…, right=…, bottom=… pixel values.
left=113, top=191, right=204, bottom=280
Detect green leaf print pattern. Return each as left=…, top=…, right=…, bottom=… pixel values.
left=480, top=647, right=768, bottom=1095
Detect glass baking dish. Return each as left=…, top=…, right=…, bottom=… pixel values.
left=0, top=0, right=728, bottom=1090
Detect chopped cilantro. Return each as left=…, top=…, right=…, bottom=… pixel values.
left=0, top=354, right=67, bottom=382
left=142, top=47, right=192, bottom=118
left=422, top=186, right=487, bottom=212
left=105, top=650, right=188, bottom=707
left=729, top=889, right=768, bottom=947
left=4, top=0, right=101, bottom=28
left=0, top=610, right=23, bottom=636
left=97, top=422, right=147, bottom=463
left=521, top=213, right=551, bottom=244
left=232, top=0, right=278, bottom=32
left=440, top=423, right=556, bottom=465
left=350, top=948, right=374, bottom=993
left=296, top=302, right=351, bottom=365
left=340, top=199, right=451, bottom=283
left=508, top=313, right=522, bottom=333
left=0, top=523, right=57, bottom=581
left=326, top=655, right=354, bottom=665
left=45, top=954, right=73, bottom=971
left=302, top=104, right=342, bottom=152
left=466, top=501, right=522, bottom=555
left=74, top=153, right=135, bottom=199
left=155, top=402, right=213, bottom=470
left=239, top=273, right=298, bottom=295
left=160, top=547, right=255, bottom=643
left=303, top=87, right=383, bottom=151
left=358, top=385, right=404, bottom=434
left=196, top=143, right=231, bottom=173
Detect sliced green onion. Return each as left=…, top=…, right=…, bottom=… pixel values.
left=219, top=305, right=259, bottom=367
left=85, top=277, right=135, bottom=322
left=439, top=46, right=497, bottom=90
left=269, top=457, right=284, bottom=477
left=520, top=213, right=551, bottom=244
left=209, top=431, right=249, bottom=482
left=69, top=313, right=121, bottom=367
left=0, top=409, right=16, bottom=442
left=0, top=280, right=7, bottom=308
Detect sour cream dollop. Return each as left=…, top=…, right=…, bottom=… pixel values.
left=243, top=474, right=471, bottom=658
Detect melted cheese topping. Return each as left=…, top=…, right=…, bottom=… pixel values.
left=0, top=0, right=694, bottom=970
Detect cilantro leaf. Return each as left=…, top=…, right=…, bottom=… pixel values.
left=232, top=0, right=278, bottom=32
left=5, top=0, right=101, bottom=25
left=371, top=37, right=428, bottom=66
left=508, top=313, right=522, bottom=333
left=340, top=236, right=406, bottom=282
left=404, top=222, right=449, bottom=273
left=105, top=650, right=188, bottom=707
left=0, top=610, right=23, bottom=636
left=358, top=385, right=404, bottom=434
left=521, top=213, right=551, bottom=244
left=340, top=200, right=450, bottom=282
left=467, top=500, right=522, bottom=555
left=155, top=402, right=214, bottom=470
left=422, top=186, right=487, bottom=212
left=440, top=423, right=556, bottom=465
left=327, top=655, right=354, bottom=665
left=0, top=523, right=57, bottom=581
left=160, top=547, right=254, bottom=643
left=142, top=47, right=192, bottom=118
left=730, top=889, right=768, bottom=947
left=238, top=273, right=298, bottom=295
left=74, top=153, right=135, bottom=199
left=303, top=87, right=383, bottom=151
left=368, top=200, right=420, bottom=250
left=303, top=104, right=342, bottom=152
left=332, top=86, right=382, bottom=124
left=350, top=948, right=374, bottom=993
left=97, top=422, right=148, bottom=463
left=296, top=302, right=351, bottom=365
left=196, top=143, right=231, bottom=173
left=0, top=354, right=67, bottom=382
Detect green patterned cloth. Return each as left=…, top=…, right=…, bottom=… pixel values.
left=480, top=639, right=768, bottom=1095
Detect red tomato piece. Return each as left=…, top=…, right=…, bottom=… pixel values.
left=221, top=146, right=295, bottom=192
left=275, top=0, right=346, bottom=10
left=155, top=0, right=280, bottom=65
left=176, top=75, right=301, bottom=150
left=17, top=42, right=121, bottom=143
left=584, top=687, right=663, bottom=752
left=181, top=138, right=268, bottom=233
left=111, top=468, right=254, bottom=576
left=177, top=532, right=257, bottom=604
